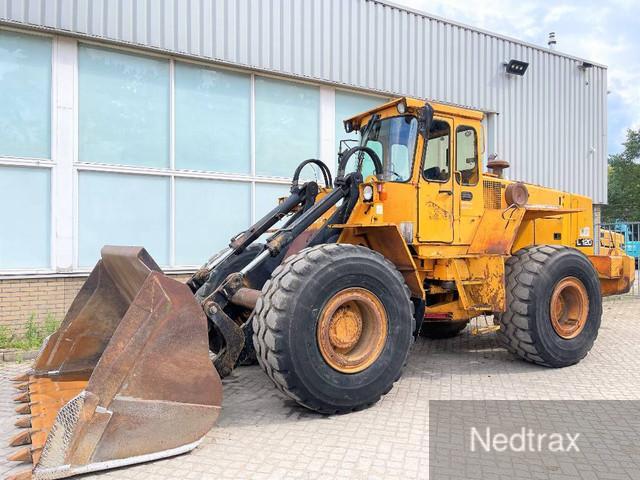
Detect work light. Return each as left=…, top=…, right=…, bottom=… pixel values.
left=363, top=184, right=374, bottom=202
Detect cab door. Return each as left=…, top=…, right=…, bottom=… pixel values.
left=453, top=121, right=484, bottom=244
left=417, top=116, right=455, bottom=243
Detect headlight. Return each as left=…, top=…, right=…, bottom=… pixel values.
left=397, top=100, right=407, bottom=114
left=362, top=184, right=374, bottom=202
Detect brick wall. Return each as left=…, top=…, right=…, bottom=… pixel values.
left=0, top=273, right=193, bottom=335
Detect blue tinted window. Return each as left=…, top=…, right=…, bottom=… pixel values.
left=255, top=77, right=319, bottom=177
left=254, top=183, right=290, bottom=219
left=0, top=30, right=51, bottom=158
left=175, top=178, right=251, bottom=265
left=0, top=166, right=50, bottom=268
left=78, top=172, right=170, bottom=266
left=78, top=45, right=169, bottom=167
left=175, top=63, right=251, bottom=173
left=255, top=183, right=291, bottom=242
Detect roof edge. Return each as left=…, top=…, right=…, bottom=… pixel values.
left=371, top=0, right=607, bottom=69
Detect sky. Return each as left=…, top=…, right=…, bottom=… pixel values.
left=392, top=0, right=640, bottom=155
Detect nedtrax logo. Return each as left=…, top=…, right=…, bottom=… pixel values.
left=470, top=427, right=581, bottom=453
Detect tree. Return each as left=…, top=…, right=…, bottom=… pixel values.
left=602, top=128, right=640, bottom=222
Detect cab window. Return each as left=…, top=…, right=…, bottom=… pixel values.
left=423, top=119, right=451, bottom=182
left=343, top=115, right=418, bottom=182
left=456, top=126, right=478, bottom=186
left=346, top=140, right=382, bottom=179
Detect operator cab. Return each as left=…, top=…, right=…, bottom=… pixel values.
left=340, top=97, right=485, bottom=245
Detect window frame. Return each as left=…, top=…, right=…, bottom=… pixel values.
left=253, top=75, right=322, bottom=178
left=71, top=40, right=323, bottom=272
left=421, top=117, right=453, bottom=184
left=173, top=60, right=253, bottom=174
left=455, top=125, right=480, bottom=187
left=0, top=26, right=55, bottom=274
left=0, top=27, right=53, bottom=161
left=77, top=43, right=172, bottom=169
left=0, top=31, right=387, bottom=275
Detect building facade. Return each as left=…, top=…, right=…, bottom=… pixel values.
left=0, top=0, right=607, bottom=332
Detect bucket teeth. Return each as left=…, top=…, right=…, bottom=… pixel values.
left=13, top=392, right=30, bottom=403
left=15, top=382, right=30, bottom=392
left=9, top=430, right=32, bottom=447
left=14, top=416, right=32, bottom=428
left=15, top=403, right=31, bottom=415
left=11, top=373, right=30, bottom=383
left=6, top=469, right=32, bottom=480
left=7, top=446, right=32, bottom=463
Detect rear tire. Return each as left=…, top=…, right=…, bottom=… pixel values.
left=497, top=245, right=602, bottom=367
left=419, top=320, right=468, bottom=339
left=253, top=244, right=414, bottom=414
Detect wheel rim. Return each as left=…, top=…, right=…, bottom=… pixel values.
left=550, top=277, right=589, bottom=339
left=317, top=287, right=388, bottom=373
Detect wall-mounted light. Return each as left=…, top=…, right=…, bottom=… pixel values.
left=504, top=59, right=529, bottom=76
left=579, top=61, right=594, bottom=85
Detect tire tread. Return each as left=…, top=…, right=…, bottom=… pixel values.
left=252, top=243, right=414, bottom=414
left=497, top=245, right=599, bottom=367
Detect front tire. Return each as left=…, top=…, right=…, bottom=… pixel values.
left=497, top=245, right=602, bottom=367
left=253, top=244, right=414, bottom=414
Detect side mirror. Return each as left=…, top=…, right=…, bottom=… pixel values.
left=418, top=103, right=434, bottom=138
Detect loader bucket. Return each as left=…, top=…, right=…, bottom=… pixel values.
left=7, top=246, right=222, bottom=480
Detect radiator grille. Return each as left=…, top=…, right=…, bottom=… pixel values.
left=483, top=180, right=503, bottom=209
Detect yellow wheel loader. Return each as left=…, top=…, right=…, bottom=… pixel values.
left=8, top=98, right=634, bottom=479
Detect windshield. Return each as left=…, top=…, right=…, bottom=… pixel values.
left=343, top=115, right=419, bottom=182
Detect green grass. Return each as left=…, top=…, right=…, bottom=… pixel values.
left=0, top=313, right=60, bottom=351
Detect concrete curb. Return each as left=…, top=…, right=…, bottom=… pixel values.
left=0, top=349, right=39, bottom=363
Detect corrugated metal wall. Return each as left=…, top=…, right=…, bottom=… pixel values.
left=0, top=0, right=608, bottom=202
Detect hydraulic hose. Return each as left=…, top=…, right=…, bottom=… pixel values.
left=335, top=146, right=383, bottom=183
left=291, top=159, right=333, bottom=190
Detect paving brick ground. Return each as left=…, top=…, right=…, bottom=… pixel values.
left=1, top=297, right=639, bottom=480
